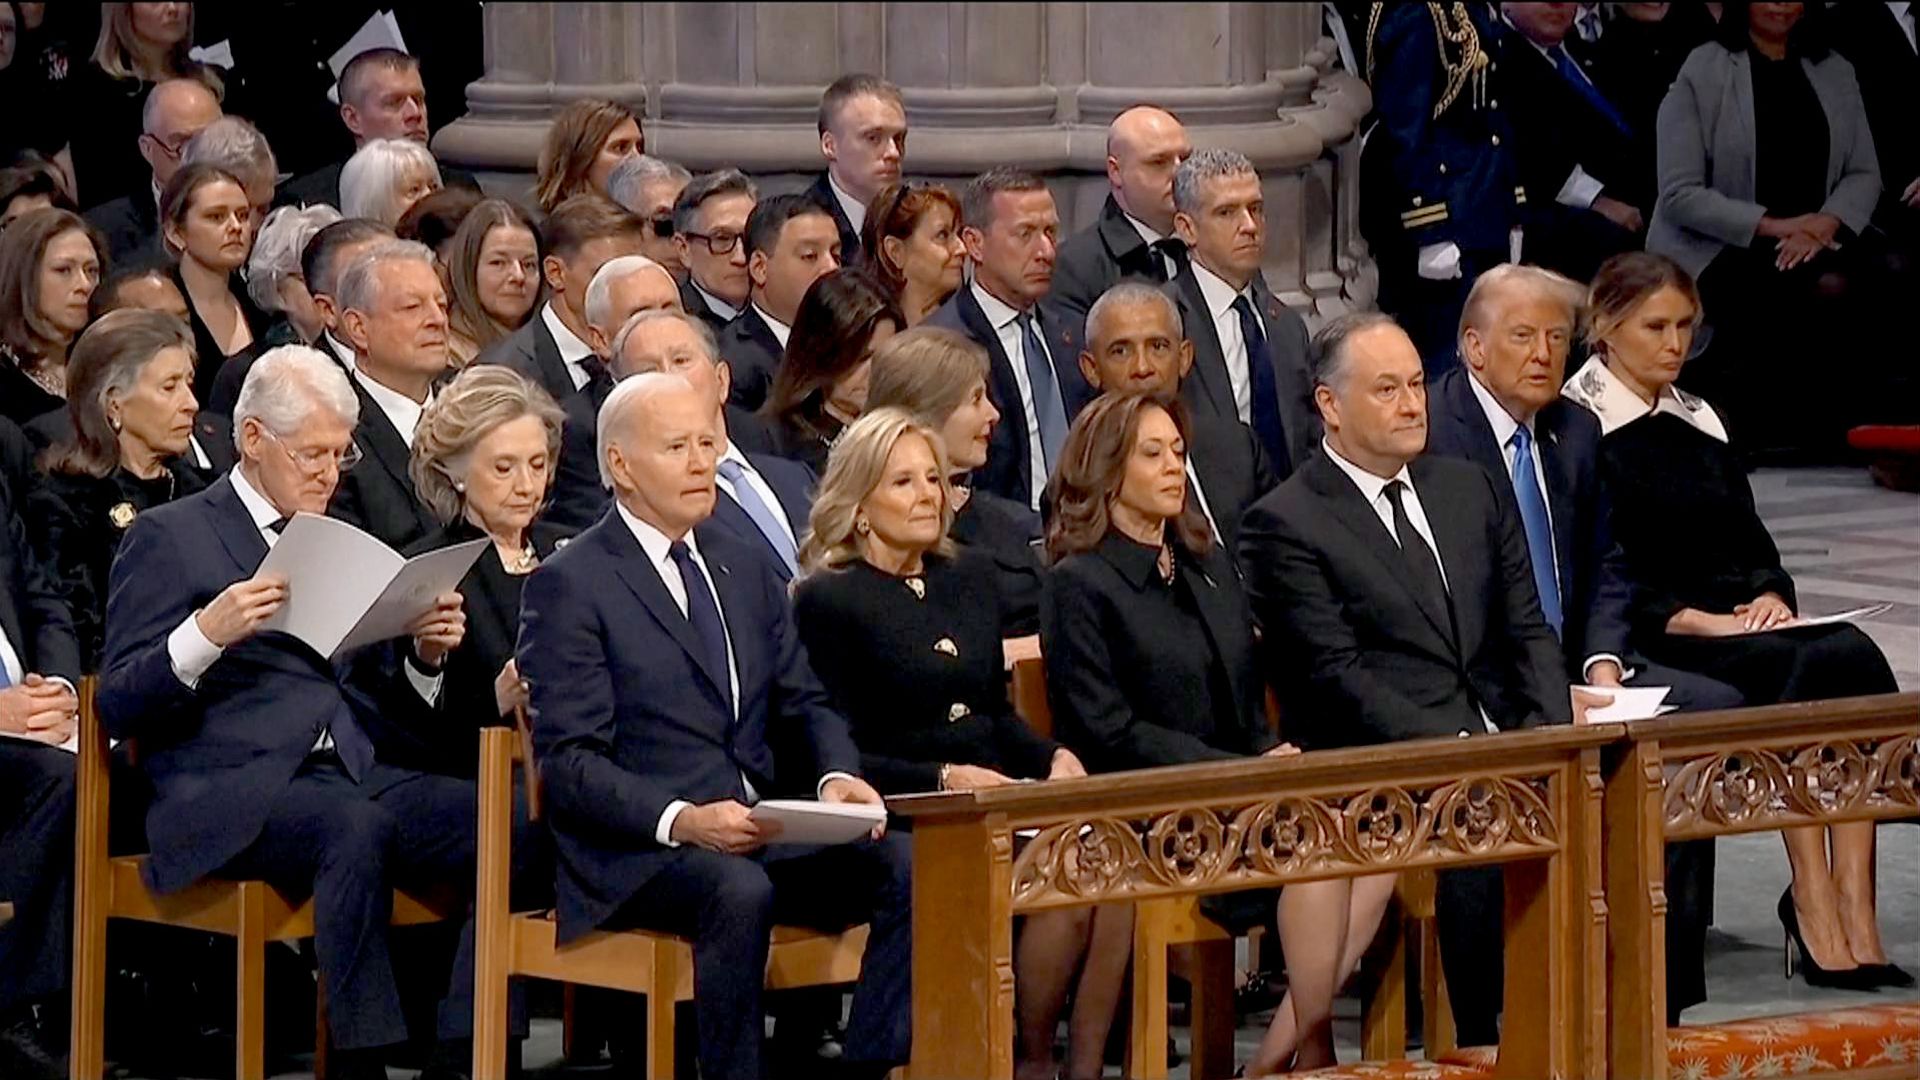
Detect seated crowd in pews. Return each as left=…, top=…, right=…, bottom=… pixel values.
left=0, top=46, right=1910, bottom=1080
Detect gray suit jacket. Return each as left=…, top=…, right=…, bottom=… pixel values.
left=1648, top=43, right=1880, bottom=278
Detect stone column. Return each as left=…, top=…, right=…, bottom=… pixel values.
left=435, top=1, right=1373, bottom=318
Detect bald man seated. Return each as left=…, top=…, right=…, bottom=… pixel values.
left=517, top=373, right=910, bottom=1080
left=84, top=78, right=221, bottom=268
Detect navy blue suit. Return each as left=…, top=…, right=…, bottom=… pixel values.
left=518, top=515, right=911, bottom=1079
left=708, top=452, right=814, bottom=582
left=98, top=475, right=480, bottom=1050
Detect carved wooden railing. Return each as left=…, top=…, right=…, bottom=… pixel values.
left=891, top=724, right=1618, bottom=1080
left=1602, top=692, right=1920, bottom=1080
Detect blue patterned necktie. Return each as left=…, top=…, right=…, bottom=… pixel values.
left=717, top=458, right=797, bottom=576
left=1509, top=425, right=1564, bottom=637
left=669, top=540, right=734, bottom=712
left=1016, top=311, right=1068, bottom=473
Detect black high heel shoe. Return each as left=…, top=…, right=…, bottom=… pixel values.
left=1778, top=890, right=1880, bottom=992
left=1857, top=962, right=1917, bottom=989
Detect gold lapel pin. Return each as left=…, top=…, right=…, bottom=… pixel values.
left=108, top=502, right=137, bottom=529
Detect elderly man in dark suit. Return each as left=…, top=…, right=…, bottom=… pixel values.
left=517, top=372, right=909, bottom=1080
left=98, top=345, right=476, bottom=1080
left=928, top=167, right=1094, bottom=513
left=84, top=78, right=221, bottom=266
left=717, top=193, right=844, bottom=412
left=1049, top=105, right=1193, bottom=358
left=808, top=73, right=908, bottom=262
left=328, top=239, right=451, bottom=550
left=1167, top=149, right=1318, bottom=481
left=0, top=478, right=83, bottom=1080
left=276, top=49, right=481, bottom=210
left=1076, top=281, right=1277, bottom=550
left=1426, top=263, right=1742, bottom=1037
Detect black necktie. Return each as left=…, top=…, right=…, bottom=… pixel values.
left=1148, top=239, right=1186, bottom=283
left=1231, top=294, right=1290, bottom=474
left=266, top=516, right=290, bottom=536
left=668, top=541, right=733, bottom=712
left=1382, top=480, right=1453, bottom=634
left=581, top=356, right=614, bottom=410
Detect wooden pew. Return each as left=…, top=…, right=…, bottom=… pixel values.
left=1602, top=692, right=1920, bottom=1080
left=68, top=678, right=461, bottom=1080
left=892, top=724, right=1615, bottom=1080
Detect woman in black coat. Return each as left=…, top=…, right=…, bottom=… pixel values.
left=792, top=407, right=1124, bottom=1080
left=760, top=268, right=901, bottom=476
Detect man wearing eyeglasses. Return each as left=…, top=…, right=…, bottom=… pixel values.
left=83, top=78, right=221, bottom=267
left=671, top=169, right=760, bottom=334
left=98, top=344, right=477, bottom=1080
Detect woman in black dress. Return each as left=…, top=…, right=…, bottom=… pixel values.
left=761, top=268, right=901, bottom=476
left=160, top=162, right=266, bottom=408
left=33, top=309, right=206, bottom=669
left=792, top=407, right=1123, bottom=1080
left=66, top=3, right=218, bottom=209
left=1041, top=392, right=1310, bottom=1073
left=866, top=325, right=1047, bottom=633
left=0, top=207, right=103, bottom=426
left=1567, top=251, right=1905, bottom=990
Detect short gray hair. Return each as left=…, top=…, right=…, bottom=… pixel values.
left=1457, top=262, right=1585, bottom=350
left=610, top=308, right=719, bottom=378
left=585, top=254, right=670, bottom=332
left=248, top=204, right=344, bottom=312
left=672, top=168, right=760, bottom=236
left=1172, top=147, right=1256, bottom=217
left=606, top=155, right=691, bottom=213
left=335, top=238, right=436, bottom=317
left=183, top=116, right=278, bottom=188
left=232, top=344, right=360, bottom=447
left=596, top=371, right=698, bottom=489
left=1084, top=281, right=1184, bottom=349
left=1309, top=311, right=1400, bottom=390
left=340, top=138, right=441, bottom=225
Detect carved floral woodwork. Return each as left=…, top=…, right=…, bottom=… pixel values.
left=1662, top=733, right=1919, bottom=837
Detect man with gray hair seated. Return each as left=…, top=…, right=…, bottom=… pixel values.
left=606, top=154, right=693, bottom=276
left=583, top=254, right=682, bottom=357
left=83, top=77, right=221, bottom=266
left=182, top=116, right=281, bottom=235
left=1167, top=146, right=1316, bottom=480
left=327, top=240, right=453, bottom=550
left=98, top=345, right=477, bottom=1080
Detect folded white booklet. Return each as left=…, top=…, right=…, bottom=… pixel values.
left=1574, top=684, right=1674, bottom=724
left=257, top=513, right=486, bottom=659
left=1749, top=602, right=1894, bottom=633
left=749, top=800, right=887, bottom=845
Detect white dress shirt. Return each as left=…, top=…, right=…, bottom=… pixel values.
left=322, top=331, right=358, bottom=374
left=970, top=280, right=1054, bottom=511
left=1188, top=261, right=1265, bottom=427
left=165, top=470, right=442, bottom=730
left=615, top=503, right=852, bottom=846
left=353, top=369, right=430, bottom=449
left=540, top=301, right=597, bottom=393
left=827, top=172, right=868, bottom=237
left=1891, top=2, right=1918, bottom=53
left=752, top=303, right=792, bottom=349
left=715, top=443, right=797, bottom=548
left=692, top=282, right=739, bottom=322
left=1123, top=211, right=1179, bottom=279
left=1184, top=459, right=1223, bottom=543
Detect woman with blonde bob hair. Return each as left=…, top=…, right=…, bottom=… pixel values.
left=534, top=99, right=643, bottom=213
left=402, top=365, right=567, bottom=773
left=792, top=408, right=1122, bottom=1080
left=341, top=138, right=444, bottom=227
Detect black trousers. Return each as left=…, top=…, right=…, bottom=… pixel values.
left=0, top=740, right=75, bottom=1015
left=1438, top=661, right=1744, bottom=1043
left=1376, top=245, right=1510, bottom=372
left=606, top=834, right=914, bottom=1080
left=215, top=755, right=477, bottom=1051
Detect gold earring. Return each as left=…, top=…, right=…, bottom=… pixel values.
left=855, top=518, right=871, bottom=536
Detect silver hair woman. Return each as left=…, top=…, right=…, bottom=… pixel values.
left=340, top=138, right=443, bottom=227
left=247, top=204, right=344, bottom=344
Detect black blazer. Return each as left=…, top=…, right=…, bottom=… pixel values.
left=21, top=407, right=231, bottom=484
left=1237, top=450, right=1570, bottom=750
left=99, top=476, right=435, bottom=893
left=707, top=451, right=814, bottom=582
left=1424, top=367, right=1634, bottom=677
left=275, top=158, right=483, bottom=211
left=202, top=319, right=303, bottom=419
left=715, top=306, right=784, bottom=413
left=1042, top=532, right=1278, bottom=773
left=950, top=488, right=1044, bottom=636
left=518, top=514, right=863, bottom=941
left=326, top=378, right=439, bottom=551
left=806, top=171, right=862, bottom=262
left=1166, top=269, right=1318, bottom=478
left=83, top=190, right=166, bottom=270
left=1832, top=0, right=1920, bottom=230
left=475, top=317, right=609, bottom=535
left=0, top=349, right=65, bottom=428
left=680, top=275, right=733, bottom=335
left=793, top=552, right=1059, bottom=794
left=925, top=286, right=1095, bottom=510
left=1186, top=410, right=1279, bottom=552
left=172, top=264, right=270, bottom=410
left=0, top=481, right=82, bottom=686
left=1046, top=194, right=1186, bottom=360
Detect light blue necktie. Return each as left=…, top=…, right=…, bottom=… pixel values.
left=1017, top=311, right=1069, bottom=473
left=717, top=458, right=798, bottom=576
left=1509, top=425, right=1563, bottom=637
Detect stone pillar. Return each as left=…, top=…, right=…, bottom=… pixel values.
left=436, top=1, right=1373, bottom=318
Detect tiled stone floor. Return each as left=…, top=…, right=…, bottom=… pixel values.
left=116, top=470, right=1918, bottom=1078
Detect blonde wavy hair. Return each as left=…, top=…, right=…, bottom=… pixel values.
left=409, top=365, right=566, bottom=525
left=799, top=407, right=956, bottom=575
left=92, top=3, right=221, bottom=91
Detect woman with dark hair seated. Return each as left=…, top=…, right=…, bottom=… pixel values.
left=1567, top=251, right=1905, bottom=990
left=445, top=198, right=542, bottom=367
left=0, top=207, right=103, bottom=426
left=859, top=181, right=966, bottom=326
left=761, top=267, right=903, bottom=475
left=33, top=309, right=207, bottom=668
left=160, top=162, right=266, bottom=406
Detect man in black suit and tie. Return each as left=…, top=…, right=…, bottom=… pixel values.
left=0, top=481, right=82, bottom=1080
left=84, top=78, right=222, bottom=267
left=276, top=49, right=480, bottom=210
left=517, top=373, right=909, bottom=1080
left=718, top=193, right=843, bottom=412
left=1168, top=149, right=1318, bottom=481
left=672, top=169, right=760, bottom=333
left=1427, top=263, right=1741, bottom=1033
left=928, top=168, right=1093, bottom=512
left=809, top=73, right=908, bottom=262
left=611, top=309, right=811, bottom=579
left=1050, top=105, right=1194, bottom=358
left=1077, top=281, right=1277, bottom=549
left=328, top=240, right=451, bottom=550
left=99, top=345, right=476, bottom=1080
